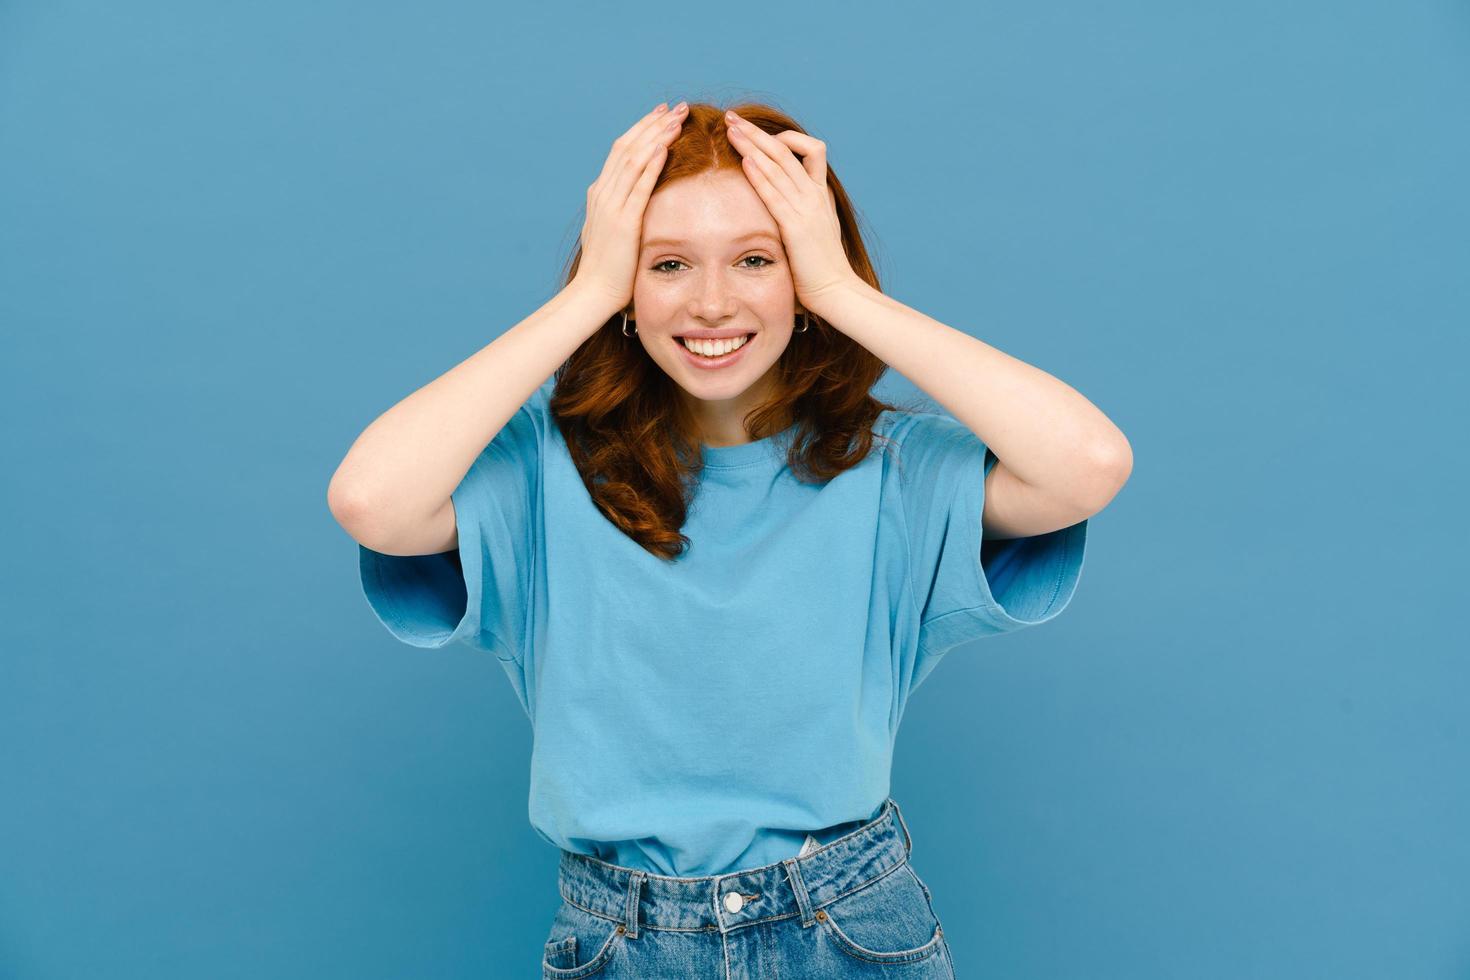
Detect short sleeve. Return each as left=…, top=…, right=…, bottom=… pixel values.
left=890, top=410, right=1088, bottom=660
left=357, top=382, right=548, bottom=663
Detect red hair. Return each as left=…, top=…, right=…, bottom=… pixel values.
left=550, top=101, right=916, bottom=560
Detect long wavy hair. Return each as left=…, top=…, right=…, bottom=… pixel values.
left=549, top=101, right=917, bottom=561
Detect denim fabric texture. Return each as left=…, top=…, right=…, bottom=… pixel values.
left=540, top=797, right=955, bottom=979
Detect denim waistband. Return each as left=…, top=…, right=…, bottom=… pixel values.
left=555, top=797, right=915, bottom=938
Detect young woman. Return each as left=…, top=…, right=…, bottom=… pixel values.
left=329, top=99, right=1130, bottom=978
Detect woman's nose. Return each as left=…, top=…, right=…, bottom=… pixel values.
left=692, top=273, right=738, bottom=315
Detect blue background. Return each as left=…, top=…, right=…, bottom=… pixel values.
left=2, top=1, right=1466, bottom=977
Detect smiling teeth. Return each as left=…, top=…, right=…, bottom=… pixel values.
left=682, top=334, right=750, bottom=356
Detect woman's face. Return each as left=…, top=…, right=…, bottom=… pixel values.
left=630, top=170, right=800, bottom=418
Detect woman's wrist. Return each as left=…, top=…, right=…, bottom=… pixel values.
left=562, top=277, right=629, bottom=326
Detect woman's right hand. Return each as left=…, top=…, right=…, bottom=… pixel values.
left=571, top=101, right=688, bottom=313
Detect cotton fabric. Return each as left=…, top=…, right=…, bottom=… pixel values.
left=358, top=378, right=1087, bottom=877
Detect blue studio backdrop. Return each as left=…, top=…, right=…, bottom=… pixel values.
left=1, top=1, right=1466, bottom=977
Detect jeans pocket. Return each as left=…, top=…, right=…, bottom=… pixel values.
left=815, top=861, right=946, bottom=965
left=541, top=899, right=625, bottom=979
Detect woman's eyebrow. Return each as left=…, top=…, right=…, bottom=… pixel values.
left=641, top=232, right=781, bottom=251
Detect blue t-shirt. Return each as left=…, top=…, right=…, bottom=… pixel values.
left=358, top=378, right=1088, bottom=877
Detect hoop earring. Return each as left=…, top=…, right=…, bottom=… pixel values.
left=622, top=311, right=637, bottom=337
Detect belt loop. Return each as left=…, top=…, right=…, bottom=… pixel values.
left=623, top=870, right=645, bottom=939
left=781, top=857, right=817, bottom=927
left=889, top=797, right=913, bottom=857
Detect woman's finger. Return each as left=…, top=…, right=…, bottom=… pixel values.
left=609, top=106, right=683, bottom=208
left=592, top=103, right=672, bottom=192
left=726, top=114, right=806, bottom=203
left=628, top=137, right=668, bottom=211
left=770, top=130, right=828, bottom=188
left=740, top=147, right=802, bottom=214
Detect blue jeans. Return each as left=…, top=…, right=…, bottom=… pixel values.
left=541, top=797, right=955, bottom=978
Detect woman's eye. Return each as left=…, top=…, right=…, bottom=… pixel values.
left=651, top=256, right=774, bottom=275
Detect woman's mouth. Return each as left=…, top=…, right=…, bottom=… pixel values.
left=674, top=333, right=755, bottom=370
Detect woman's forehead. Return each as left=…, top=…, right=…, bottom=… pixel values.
left=643, top=175, right=782, bottom=245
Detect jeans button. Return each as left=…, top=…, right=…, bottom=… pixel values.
left=723, top=891, right=744, bottom=913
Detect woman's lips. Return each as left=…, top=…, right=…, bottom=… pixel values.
left=675, top=333, right=755, bottom=370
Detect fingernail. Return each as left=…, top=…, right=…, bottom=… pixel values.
left=674, top=101, right=688, bottom=112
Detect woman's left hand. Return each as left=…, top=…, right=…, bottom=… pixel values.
left=725, top=110, right=859, bottom=309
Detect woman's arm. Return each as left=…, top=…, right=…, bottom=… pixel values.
left=331, top=102, right=684, bottom=555
left=807, top=278, right=1132, bottom=517
left=717, top=114, right=1129, bottom=518
left=327, top=282, right=617, bottom=554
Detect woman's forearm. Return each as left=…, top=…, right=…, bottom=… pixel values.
left=807, top=277, right=1131, bottom=509
left=328, top=282, right=617, bottom=542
